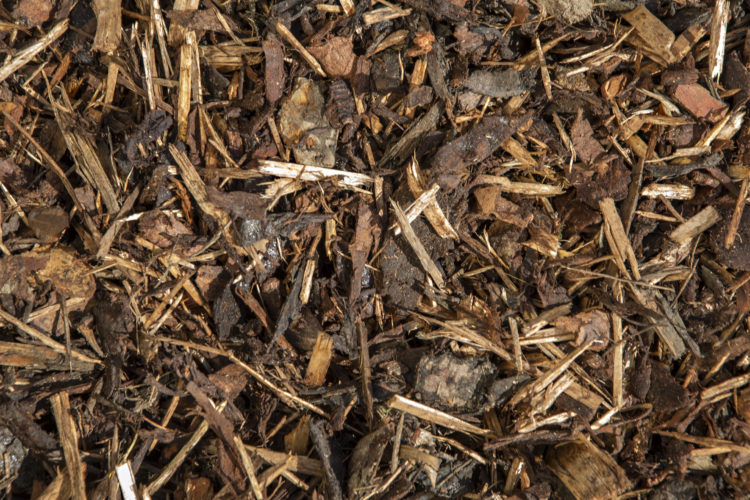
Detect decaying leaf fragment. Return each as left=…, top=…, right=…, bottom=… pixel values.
left=278, top=78, right=339, bottom=168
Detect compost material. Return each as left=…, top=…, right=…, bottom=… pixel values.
left=1, top=0, right=750, bottom=498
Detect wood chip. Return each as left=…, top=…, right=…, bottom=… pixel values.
left=51, top=392, right=87, bottom=500
left=669, top=206, right=722, bottom=244
left=391, top=199, right=445, bottom=289
left=387, top=395, right=491, bottom=436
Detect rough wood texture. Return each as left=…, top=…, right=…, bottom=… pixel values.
left=1, top=2, right=749, bottom=498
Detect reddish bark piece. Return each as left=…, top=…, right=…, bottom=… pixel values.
left=262, top=39, right=285, bottom=104
left=0, top=248, right=95, bottom=335
left=473, top=186, right=533, bottom=228
left=349, top=199, right=379, bottom=303
left=184, top=477, right=214, bottom=500
left=406, top=31, right=436, bottom=57
left=12, top=0, right=53, bottom=27
left=568, top=157, right=631, bottom=207
left=308, top=36, right=356, bottom=78
left=570, top=110, right=604, bottom=163
left=454, top=23, right=486, bottom=58
left=195, top=265, right=231, bottom=303
left=431, top=113, right=532, bottom=190
left=553, top=310, right=611, bottom=350
left=138, top=210, right=192, bottom=249
left=672, top=83, right=727, bottom=122
left=601, top=74, right=627, bottom=100
left=166, top=9, right=239, bottom=33
left=27, top=207, right=69, bottom=243
left=205, top=186, right=266, bottom=220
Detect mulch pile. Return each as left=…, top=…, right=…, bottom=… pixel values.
left=1, top=0, right=750, bottom=498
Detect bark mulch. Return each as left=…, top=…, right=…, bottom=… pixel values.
left=1, top=0, right=750, bottom=498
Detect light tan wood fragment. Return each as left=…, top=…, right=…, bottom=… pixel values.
left=0, top=341, right=96, bottom=371
left=547, top=439, right=631, bottom=499
left=51, top=392, right=87, bottom=500
left=245, top=445, right=324, bottom=476
left=726, top=178, right=749, bottom=248
left=709, top=0, right=729, bottom=80
left=234, top=436, right=264, bottom=500
left=92, top=0, right=121, bottom=53
left=304, top=332, right=333, bottom=387
left=0, top=20, right=68, bottom=84
left=275, top=21, right=326, bottom=77
left=170, top=144, right=232, bottom=231
left=388, top=395, right=491, bottom=436
left=535, top=36, right=552, bottom=100
left=508, top=339, right=594, bottom=407
left=0, top=306, right=101, bottom=365
left=391, top=200, right=445, bottom=288
left=623, top=6, right=675, bottom=66
left=641, top=183, right=694, bottom=200
left=257, top=159, right=374, bottom=187
left=362, top=6, right=412, bottom=25
left=669, top=206, right=721, bottom=244
left=599, top=198, right=641, bottom=280
left=405, top=158, right=458, bottom=239
left=36, top=467, right=73, bottom=500
left=475, top=175, right=565, bottom=196
left=671, top=24, right=707, bottom=62
left=50, top=92, right=120, bottom=213
left=501, top=137, right=536, bottom=166
left=177, top=31, right=194, bottom=141
left=147, top=419, right=210, bottom=495
left=167, top=0, right=199, bottom=45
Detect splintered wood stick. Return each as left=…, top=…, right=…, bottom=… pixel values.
left=274, top=21, right=327, bottom=77
left=0, top=20, right=68, bottom=83
left=92, top=0, right=121, bottom=53
left=51, top=392, right=87, bottom=500
left=257, top=159, right=374, bottom=187
left=701, top=372, right=750, bottom=401
left=234, top=436, right=264, bottom=500
left=535, top=35, right=552, bottom=100
left=709, top=0, right=729, bottom=80
left=245, top=445, right=324, bottom=476
left=339, top=0, right=355, bottom=15
left=115, top=462, right=138, bottom=500
left=177, top=31, right=195, bottom=141
left=475, top=175, right=565, bottom=196
left=0, top=306, right=101, bottom=365
left=391, top=199, right=445, bottom=288
left=388, top=395, right=492, bottom=436
left=726, top=178, right=749, bottom=248
left=157, top=335, right=329, bottom=417
left=391, top=183, right=441, bottom=235
left=304, top=332, right=333, bottom=387
left=147, top=418, right=211, bottom=496
left=669, top=206, right=721, bottom=244
left=2, top=111, right=102, bottom=241
left=641, top=183, right=694, bottom=200
left=599, top=198, right=641, bottom=280
left=405, top=158, right=458, bottom=240
left=170, top=144, right=232, bottom=230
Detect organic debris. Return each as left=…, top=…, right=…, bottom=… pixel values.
left=1, top=1, right=750, bottom=498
